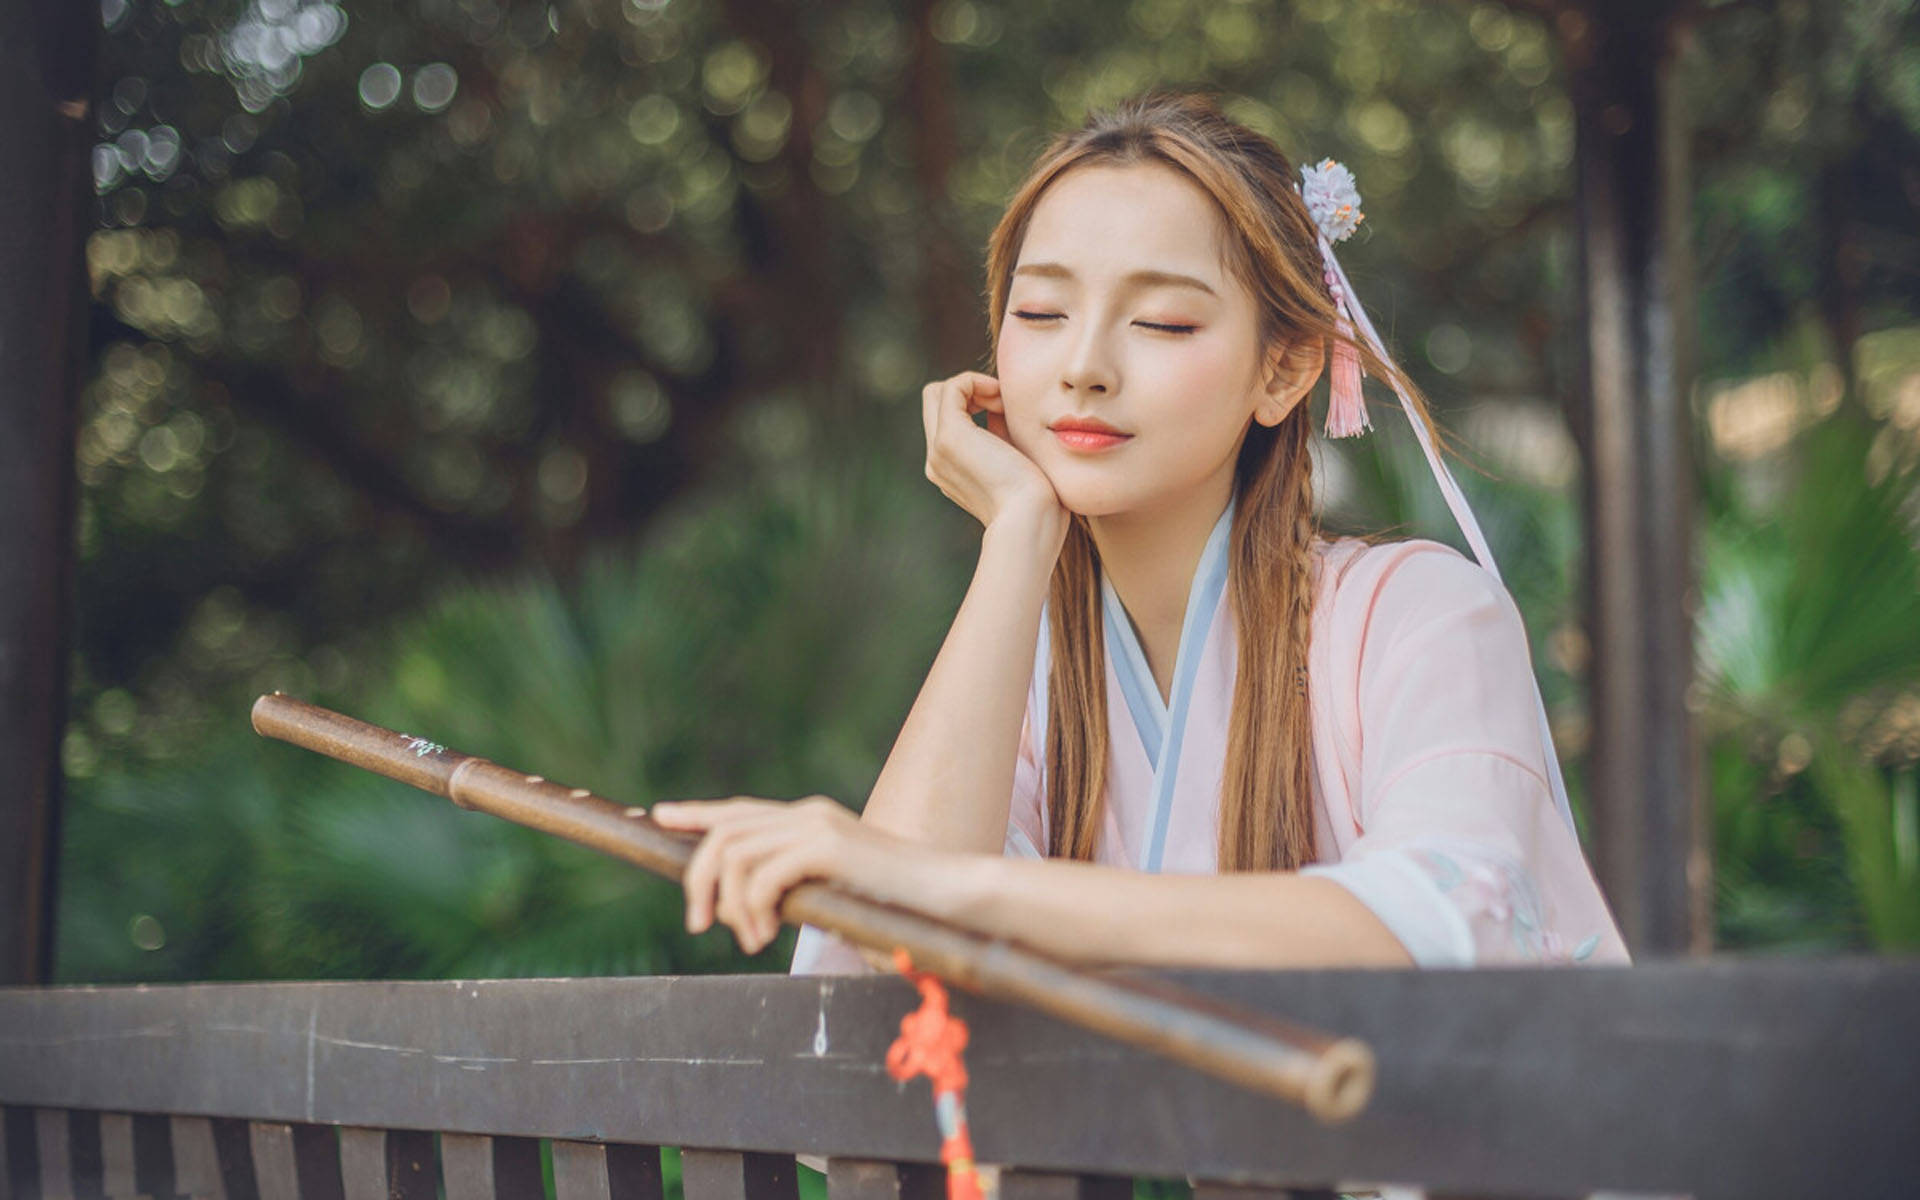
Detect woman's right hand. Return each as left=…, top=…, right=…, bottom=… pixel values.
left=921, top=371, right=1067, bottom=546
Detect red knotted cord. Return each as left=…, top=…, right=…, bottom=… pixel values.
left=884, top=947, right=984, bottom=1200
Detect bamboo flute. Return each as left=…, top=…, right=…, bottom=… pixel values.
left=250, top=692, right=1376, bottom=1122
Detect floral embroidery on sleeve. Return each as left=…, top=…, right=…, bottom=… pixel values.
left=1403, top=841, right=1602, bottom=965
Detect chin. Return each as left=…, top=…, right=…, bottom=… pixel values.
left=1043, top=471, right=1139, bottom=519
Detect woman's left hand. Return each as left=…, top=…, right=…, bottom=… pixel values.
left=649, top=795, right=936, bottom=955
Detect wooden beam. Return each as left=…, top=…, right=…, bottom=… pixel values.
left=0, top=0, right=96, bottom=988
left=1559, top=2, right=1710, bottom=955
left=0, top=964, right=1915, bottom=1198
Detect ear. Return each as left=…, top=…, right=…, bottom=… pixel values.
left=1252, top=337, right=1325, bottom=428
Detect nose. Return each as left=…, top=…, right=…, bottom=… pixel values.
left=1061, top=319, right=1117, bottom=397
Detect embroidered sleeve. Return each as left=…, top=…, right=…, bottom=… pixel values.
left=1397, top=838, right=1604, bottom=965
left=1303, top=825, right=1603, bottom=966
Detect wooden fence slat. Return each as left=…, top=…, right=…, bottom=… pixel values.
left=170, top=1119, right=221, bottom=1200
left=0, top=1107, right=14, bottom=1200
left=335, top=1130, right=385, bottom=1200
left=824, top=1160, right=944, bottom=1200
left=1194, top=1184, right=1339, bottom=1200
left=288, top=1126, right=343, bottom=1200
left=601, top=1145, right=661, bottom=1200
left=68, top=1110, right=102, bottom=1200
left=679, top=1151, right=797, bottom=1200
left=439, top=1135, right=495, bottom=1200
left=35, top=1109, right=72, bottom=1200
left=97, top=1117, right=135, bottom=1200
left=0, top=1105, right=37, bottom=1198
left=246, top=1126, right=297, bottom=1200
left=490, top=1139, right=544, bottom=1200
left=551, top=1143, right=607, bottom=1200
left=441, top=1134, right=548, bottom=1200
left=130, top=1115, right=174, bottom=1200
left=383, top=1131, right=436, bottom=1200
left=998, top=1171, right=1134, bottom=1200
left=207, top=1120, right=257, bottom=1200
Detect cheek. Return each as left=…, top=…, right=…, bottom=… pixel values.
left=995, top=322, right=1042, bottom=381
left=1146, top=335, right=1244, bottom=396
left=1150, top=346, right=1261, bottom=459
left=994, top=333, right=1050, bottom=426
left=1001, top=394, right=1049, bottom=458
left=1146, top=347, right=1255, bottom=425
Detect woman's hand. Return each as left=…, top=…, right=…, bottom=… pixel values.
left=651, top=795, right=942, bottom=957
left=922, top=371, right=1067, bottom=549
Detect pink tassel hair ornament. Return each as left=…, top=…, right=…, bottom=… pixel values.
left=1297, top=158, right=1371, bottom=439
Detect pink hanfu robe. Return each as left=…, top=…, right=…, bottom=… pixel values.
left=791, top=496, right=1631, bottom=975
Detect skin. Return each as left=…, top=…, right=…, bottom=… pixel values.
left=651, top=162, right=1413, bottom=969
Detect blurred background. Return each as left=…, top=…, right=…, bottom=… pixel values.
left=35, top=0, right=1920, bottom=985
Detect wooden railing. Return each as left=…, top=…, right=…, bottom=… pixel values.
left=3, top=958, right=1916, bottom=1200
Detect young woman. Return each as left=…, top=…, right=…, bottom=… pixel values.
left=650, top=90, right=1630, bottom=973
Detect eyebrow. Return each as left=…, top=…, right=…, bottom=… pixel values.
left=1011, top=262, right=1218, bottom=298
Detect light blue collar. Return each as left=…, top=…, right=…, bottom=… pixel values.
left=1099, top=494, right=1236, bottom=871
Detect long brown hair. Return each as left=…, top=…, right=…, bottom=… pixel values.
left=981, top=89, right=1459, bottom=872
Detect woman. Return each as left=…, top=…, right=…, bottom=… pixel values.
left=650, top=89, right=1629, bottom=974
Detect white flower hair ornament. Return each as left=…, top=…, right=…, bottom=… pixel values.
left=1297, top=158, right=1371, bottom=438
left=1294, top=156, right=1585, bottom=842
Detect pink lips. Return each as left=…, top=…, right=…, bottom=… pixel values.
left=1053, top=429, right=1129, bottom=450
left=1050, top=419, right=1131, bottom=452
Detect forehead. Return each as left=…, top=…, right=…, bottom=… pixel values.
left=1017, top=162, right=1229, bottom=290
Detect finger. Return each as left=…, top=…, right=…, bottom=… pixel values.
left=681, top=817, right=783, bottom=931
left=652, top=798, right=777, bottom=828
left=958, top=370, right=1002, bottom=396
left=741, top=844, right=825, bottom=947
left=681, top=828, right=722, bottom=933
left=713, top=818, right=820, bottom=951
left=961, top=372, right=1004, bottom=414
left=723, top=825, right=821, bottom=950
left=716, top=840, right=760, bottom=951
left=985, top=410, right=1010, bottom=441
left=947, top=374, right=985, bottom=420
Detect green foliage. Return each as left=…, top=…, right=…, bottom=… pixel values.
left=1695, top=411, right=1920, bottom=950
left=57, top=460, right=973, bottom=982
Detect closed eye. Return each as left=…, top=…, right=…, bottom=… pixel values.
left=1011, top=311, right=1197, bottom=334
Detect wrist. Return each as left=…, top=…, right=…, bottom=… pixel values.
left=982, top=501, right=1067, bottom=573
left=921, top=850, right=1004, bottom=930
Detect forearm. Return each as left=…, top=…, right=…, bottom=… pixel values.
left=928, top=855, right=1416, bottom=969
left=860, top=513, right=1059, bottom=854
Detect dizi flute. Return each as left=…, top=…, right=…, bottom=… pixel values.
left=250, top=691, right=1376, bottom=1122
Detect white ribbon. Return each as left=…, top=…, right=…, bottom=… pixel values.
left=1317, top=234, right=1580, bottom=838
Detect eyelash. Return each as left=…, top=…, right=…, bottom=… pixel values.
left=1011, top=311, right=1198, bottom=335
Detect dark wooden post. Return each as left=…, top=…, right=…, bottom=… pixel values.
left=1559, top=0, right=1711, bottom=956
left=0, top=0, right=97, bottom=985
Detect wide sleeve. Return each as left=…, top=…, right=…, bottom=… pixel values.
left=1298, top=544, right=1631, bottom=968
